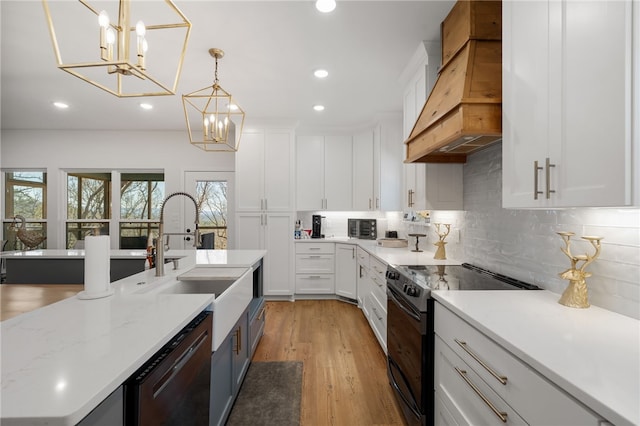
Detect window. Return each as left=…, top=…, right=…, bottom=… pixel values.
left=196, top=180, right=227, bottom=249
left=119, top=173, right=164, bottom=249
left=3, top=171, right=47, bottom=250
left=66, top=172, right=111, bottom=248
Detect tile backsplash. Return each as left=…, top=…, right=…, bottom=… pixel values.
left=463, top=144, right=640, bottom=319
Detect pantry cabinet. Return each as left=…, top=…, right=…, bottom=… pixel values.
left=401, top=42, right=463, bottom=211
left=296, top=135, right=352, bottom=211
left=335, top=243, right=357, bottom=300
left=236, top=129, right=294, bottom=211
left=236, top=212, right=293, bottom=297
left=502, top=0, right=637, bottom=208
left=434, top=302, right=604, bottom=425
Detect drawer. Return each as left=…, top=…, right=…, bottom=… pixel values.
left=435, top=335, right=527, bottom=426
left=295, top=242, right=335, bottom=254
left=295, top=254, right=334, bottom=273
left=369, top=256, right=387, bottom=279
left=249, top=303, right=266, bottom=356
left=356, top=246, right=370, bottom=266
left=369, top=272, right=387, bottom=306
left=295, top=274, right=335, bottom=294
left=366, top=292, right=387, bottom=351
left=435, top=303, right=603, bottom=425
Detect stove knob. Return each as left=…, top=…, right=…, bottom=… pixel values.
left=386, top=270, right=398, bottom=280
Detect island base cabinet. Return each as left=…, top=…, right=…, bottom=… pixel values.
left=210, top=306, right=250, bottom=426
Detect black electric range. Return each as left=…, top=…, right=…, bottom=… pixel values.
left=385, top=263, right=540, bottom=426
left=386, top=263, right=541, bottom=313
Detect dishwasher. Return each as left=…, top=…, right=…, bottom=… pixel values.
left=124, top=311, right=212, bottom=426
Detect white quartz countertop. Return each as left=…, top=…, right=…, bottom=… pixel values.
left=0, top=249, right=266, bottom=426
left=295, top=238, right=462, bottom=266
left=432, top=290, right=640, bottom=426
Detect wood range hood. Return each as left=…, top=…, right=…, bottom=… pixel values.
left=405, top=0, right=502, bottom=164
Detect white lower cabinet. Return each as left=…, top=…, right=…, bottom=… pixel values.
left=335, top=243, right=357, bottom=300
left=295, top=242, right=335, bottom=294
left=356, top=247, right=370, bottom=307
left=434, top=302, right=604, bottom=425
left=366, top=255, right=387, bottom=352
left=236, top=212, right=294, bottom=297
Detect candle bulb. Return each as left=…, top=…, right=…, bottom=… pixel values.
left=203, top=117, right=209, bottom=139
left=98, top=10, right=110, bottom=60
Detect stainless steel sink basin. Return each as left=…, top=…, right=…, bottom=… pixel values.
left=160, top=279, right=235, bottom=297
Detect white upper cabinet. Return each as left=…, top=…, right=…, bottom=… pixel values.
left=503, top=0, right=637, bottom=208
left=236, top=128, right=295, bottom=211
left=353, top=130, right=375, bottom=211
left=401, top=42, right=463, bottom=211
left=374, top=115, right=403, bottom=212
left=296, top=135, right=353, bottom=211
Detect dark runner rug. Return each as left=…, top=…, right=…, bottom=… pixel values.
left=226, top=361, right=303, bottom=426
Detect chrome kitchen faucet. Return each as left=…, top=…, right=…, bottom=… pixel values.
left=155, top=192, right=200, bottom=277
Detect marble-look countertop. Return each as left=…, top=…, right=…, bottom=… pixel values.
left=432, top=290, right=640, bottom=426
left=0, top=249, right=266, bottom=426
left=295, top=237, right=462, bottom=266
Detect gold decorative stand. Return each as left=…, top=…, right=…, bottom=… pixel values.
left=433, top=223, right=451, bottom=260
left=557, top=231, right=603, bottom=308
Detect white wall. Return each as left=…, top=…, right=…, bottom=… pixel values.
left=462, top=144, right=640, bottom=319
left=1, top=129, right=235, bottom=248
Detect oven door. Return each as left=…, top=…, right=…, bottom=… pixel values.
left=387, top=285, right=424, bottom=425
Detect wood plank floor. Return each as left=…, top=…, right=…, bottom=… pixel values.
left=0, top=284, right=82, bottom=321
left=252, top=300, right=406, bottom=426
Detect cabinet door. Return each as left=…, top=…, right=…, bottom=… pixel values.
left=232, top=309, right=250, bottom=393
left=236, top=130, right=266, bottom=211
left=335, top=243, right=357, bottom=300
left=264, top=129, right=294, bottom=211
left=554, top=0, right=632, bottom=207
left=375, top=117, right=403, bottom=212
left=502, top=0, right=553, bottom=208
left=296, top=135, right=325, bottom=210
left=353, top=130, right=374, bottom=211
left=235, top=213, right=264, bottom=250
left=324, top=135, right=353, bottom=210
left=210, top=336, right=234, bottom=426
left=264, top=213, right=294, bottom=296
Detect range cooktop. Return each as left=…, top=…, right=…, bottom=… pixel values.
left=392, top=263, right=541, bottom=291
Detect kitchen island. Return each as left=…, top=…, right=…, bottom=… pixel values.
left=0, top=249, right=266, bottom=426
left=0, top=249, right=152, bottom=284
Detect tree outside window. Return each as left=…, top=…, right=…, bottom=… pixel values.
left=196, top=180, right=227, bottom=249
left=3, top=171, right=47, bottom=250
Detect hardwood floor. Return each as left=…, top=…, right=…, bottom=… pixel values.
left=252, top=300, right=406, bottom=426
left=0, top=284, right=82, bottom=321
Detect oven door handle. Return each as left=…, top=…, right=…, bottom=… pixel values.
left=387, top=357, right=422, bottom=419
left=387, top=287, right=421, bottom=322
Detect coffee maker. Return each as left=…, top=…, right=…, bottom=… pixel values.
left=311, top=214, right=324, bottom=239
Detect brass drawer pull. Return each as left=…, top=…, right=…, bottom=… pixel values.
left=455, top=367, right=508, bottom=423
left=454, top=339, right=507, bottom=385
left=258, top=307, right=266, bottom=321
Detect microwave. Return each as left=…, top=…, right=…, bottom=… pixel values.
left=348, top=219, right=377, bottom=240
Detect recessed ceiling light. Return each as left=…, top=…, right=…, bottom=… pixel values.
left=53, top=102, right=69, bottom=109
left=139, top=103, right=153, bottom=110
left=314, top=69, right=329, bottom=79
left=315, top=0, right=336, bottom=13
left=313, top=105, right=325, bottom=111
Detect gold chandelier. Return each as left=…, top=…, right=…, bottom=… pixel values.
left=42, top=0, right=191, bottom=97
left=182, top=48, right=245, bottom=152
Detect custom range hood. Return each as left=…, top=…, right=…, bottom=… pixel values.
left=405, top=0, right=502, bottom=163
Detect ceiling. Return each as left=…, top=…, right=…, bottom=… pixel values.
left=0, top=0, right=454, bottom=133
